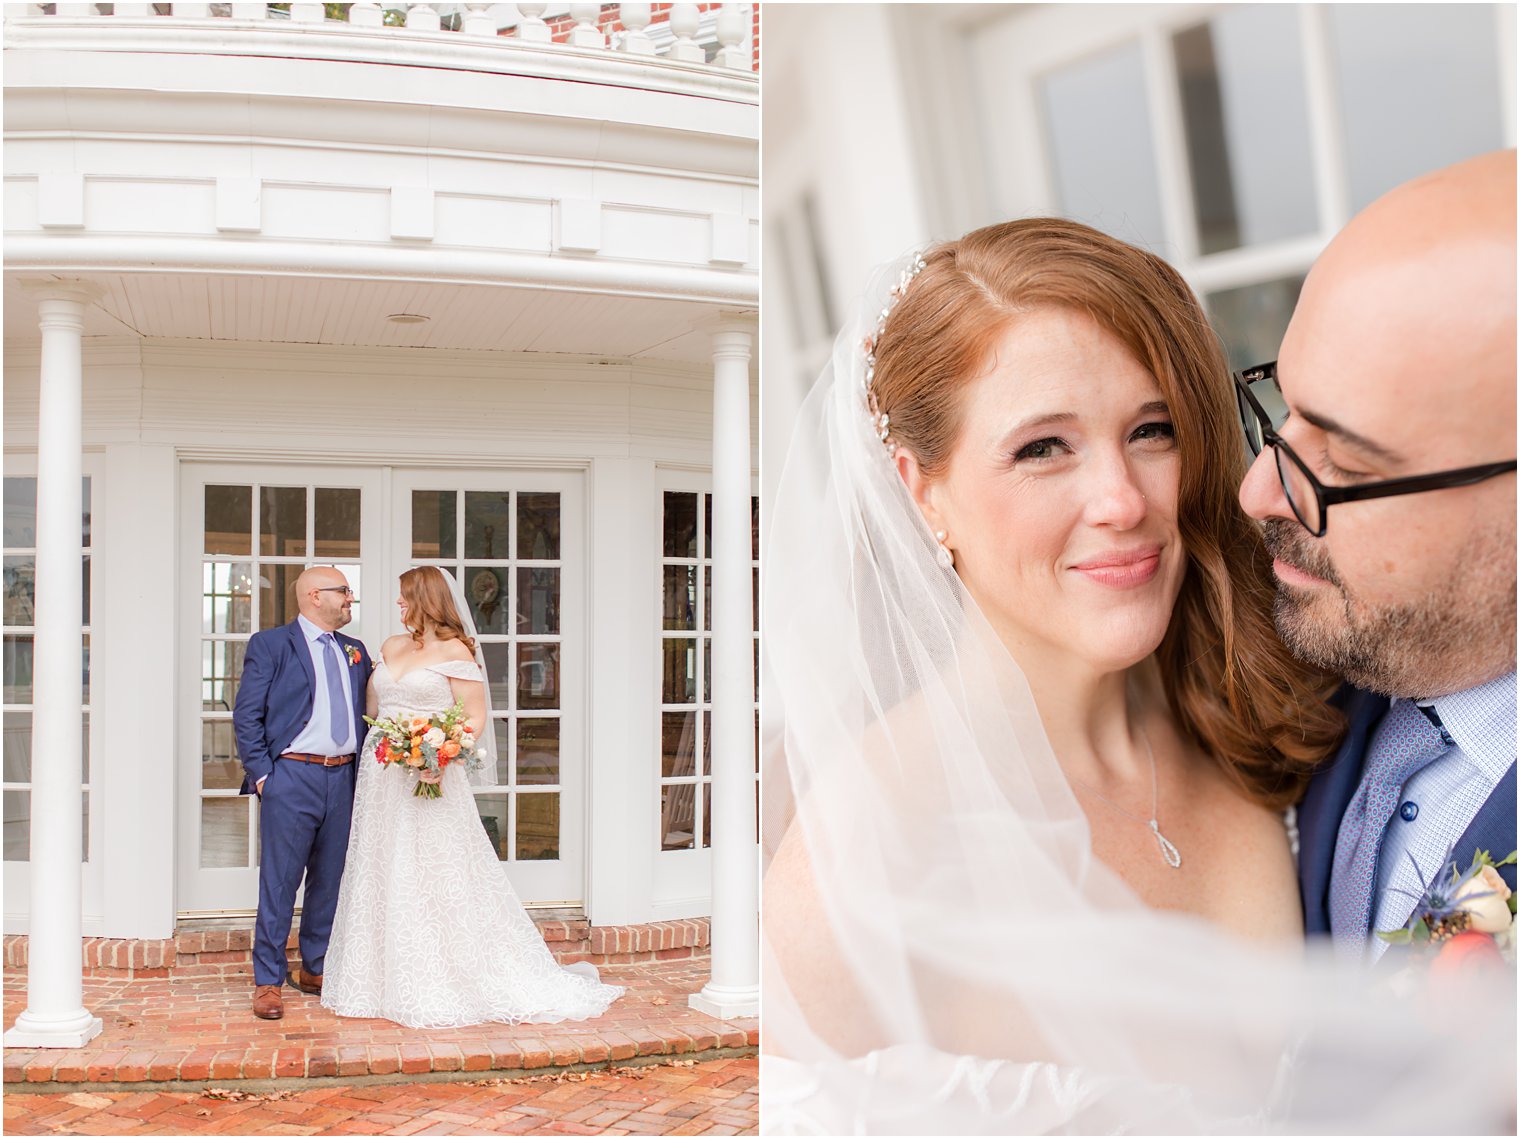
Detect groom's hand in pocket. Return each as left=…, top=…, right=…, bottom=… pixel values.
left=257, top=776, right=267, bottom=797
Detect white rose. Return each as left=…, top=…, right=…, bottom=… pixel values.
left=423, top=726, right=446, bottom=748
left=1454, top=864, right=1514, bottom=934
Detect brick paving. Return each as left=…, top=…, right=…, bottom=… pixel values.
left=1, top=1055, right=759, bottom=1135
left=3, top=958, right=757, bottom=1087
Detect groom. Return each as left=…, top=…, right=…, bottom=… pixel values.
left=233, top=565, right=373, bottom=1018
left=1239, top=150, right=1516, bottom=959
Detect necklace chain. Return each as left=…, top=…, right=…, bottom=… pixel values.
left=1067, top=725, right=1183, bottom=869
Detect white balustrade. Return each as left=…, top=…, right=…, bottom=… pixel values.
left=666, top=4, right=705, bottom=64
left=618, top=3, right=654, bottom=56
left=12, top=2, right=758, bottom=72
left=567, top=3, right=605, bottom=49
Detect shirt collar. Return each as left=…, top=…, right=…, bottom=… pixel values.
left=296, top=614, right=333, bottom=645
left=1417, top=671, right=1516, bottom=785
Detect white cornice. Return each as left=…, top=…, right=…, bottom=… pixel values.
left=4, top=236, right=759, bottom=307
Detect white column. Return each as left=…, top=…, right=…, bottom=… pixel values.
left=690, top=314, right=759, bottom=1019
left=5, top=280, right=104, bottom=1049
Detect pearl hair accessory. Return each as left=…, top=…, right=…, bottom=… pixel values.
left=861, top=252, right=929, bottom=455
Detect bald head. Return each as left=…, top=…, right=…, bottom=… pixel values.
left=296, top=565, right=353, bottom=632
left=1240, top=150, right=1517, bottom=697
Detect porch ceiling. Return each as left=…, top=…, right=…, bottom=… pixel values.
left=2, top=272, right=729, bottom=364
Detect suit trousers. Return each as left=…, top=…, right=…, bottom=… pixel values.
left=253, top=758, right=356, bottom=987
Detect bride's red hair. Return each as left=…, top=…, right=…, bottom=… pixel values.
left=399, top=566, right=477, bottom=655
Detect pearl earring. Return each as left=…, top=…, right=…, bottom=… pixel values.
left=934, top=529, right=955, bottom=569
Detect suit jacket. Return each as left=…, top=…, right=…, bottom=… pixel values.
left=232, top=619, right=374, bottom=796
left=1298, top=684, right=1518, bottom=937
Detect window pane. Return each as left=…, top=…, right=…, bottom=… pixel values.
left=81, top=634, right=90, bottom=704
left=313, top=488, right=361, bottom=559
left=3, top=636, right=33, bottom=703
left=203, top=562, right=254, bottom=635
left=701, top=708, right=712, bottom=777
left=82, top=555, right=90, bottom=627
left=481, top=642, right=512, bottom=708
left=412, top=490, right=456, bottom=559
left=4, top=788, right=28, bottom=861
left=1042, top=41, right=1168, bottom=251
left=516, top=792, right=559, bottom=860
left=4, top=711, right=30, bottom=782
left=491, top=717, right=511, bottom=784
left=663, top=565, right=697, bottom=631
left=704, top=566, right=712, bottom=632
left=204, top=485, right=252, bottom=556
left=202, top=721, right=242, bottom=790
left=703, top=494, right=712, bottom=555
left=1174, top=8, right=1318, bottom=254
left=752, top=496, right=760, bottom=560
left=80, top=790, right=88, bottom=861
left=517, top=643, right=560, bottom=710
left=203, top=640, right=247, bottom=712
left=476, top=794, right=509, bottom=860
left=81, top=478, right=91, bottom=549
left=3, top=556, right=35, bottom=625
left=663, top=492, right=698, bottom=558
left=702, top=784, right=711, bottom=849
left=517, top=493, right=560, bottom=560
left=466, top=568, right=509, bottom=635
left=661, top=784, right=695, bottom=851
left=259, top=486, right=307, bottom=558
left=661, top=710, right=695, bottom=778
left=1330, top=4, right=1505, bottom=213
left=200, top=798, right=248, bottom=868
left=516, top=568, right=559, bottom=635
left=1206, top=276, right=1306, bottom=374
left=4, top=478, right=37, bottom=548
left=82, top=713, right=89, bottom=784
left=662, top=637, right=696, bottom=704
left=517, top=718, right=560, bottom=785
left=464, top=491, right=511, bottom=559
left=260, top=564, right=303, bottom=631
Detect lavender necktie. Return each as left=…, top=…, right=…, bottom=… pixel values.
left=320, top=633, right=349, bottom=753
left=1329, top=699, right=1451, bottom=955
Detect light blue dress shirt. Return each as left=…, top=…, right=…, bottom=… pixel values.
left=285, top=613, right=358, bottom=757
left=1367, top=670, right=1516, bottom=960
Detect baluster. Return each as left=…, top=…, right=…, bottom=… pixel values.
left=348, top=1, right=382, bottom=26
left=228, top=3, right=268, bottom=19
left=715, top=3, right=748, bottom=69
left=566, top=3, right=604, bottom=48
left=170, top=3, right=212, bottom=16
left=404, top=3, right=440, bottom=32
left=461, top=2, right=494, bottom=36
left=114, top=2, right=155, bottom=13
left=665, top=3, right=704, bottom=63
left=617, top=3, right=654, bottom=56
left=514, top=1, right=550, bottom=43
left=54, top=3, right=95, bottom=15
left=288, top=2, right=324, bottom=21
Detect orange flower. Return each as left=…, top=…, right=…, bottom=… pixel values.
left=406, top=752, right=424, bottom=767
left=440, top=740, right=461, bottom=759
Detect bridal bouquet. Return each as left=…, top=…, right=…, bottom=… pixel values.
left=364, top=700, right=482, bottom=799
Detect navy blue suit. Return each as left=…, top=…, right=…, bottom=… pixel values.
left=233, top=619, right=374, bottom=986
left=1298, top=684, right=1517, bottom=938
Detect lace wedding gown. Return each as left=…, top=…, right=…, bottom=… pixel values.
left=322, top=658, right=623, bottom=1028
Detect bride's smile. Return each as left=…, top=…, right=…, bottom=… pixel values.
left=899, top=304, right=1185, bottom=675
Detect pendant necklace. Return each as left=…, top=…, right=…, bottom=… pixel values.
left=1067, top=725, right=1183, bottom=869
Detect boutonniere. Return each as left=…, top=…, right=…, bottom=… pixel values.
left=1379, top=848, right=1516, bottom=971
left=345, top=644, right=362, bottom=667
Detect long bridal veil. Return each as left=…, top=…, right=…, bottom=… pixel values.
left=760, top=252, right=1515, bottom=1134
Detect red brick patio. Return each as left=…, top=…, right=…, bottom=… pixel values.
left=3, top=955, right=757, bottom=1088
left=2, top=1056, right=759, bottom=1135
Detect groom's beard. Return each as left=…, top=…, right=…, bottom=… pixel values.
left=1262, top=518, right=1516, bottom=699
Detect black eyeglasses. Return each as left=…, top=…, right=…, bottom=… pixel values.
left=1234, top=362, right=1517, bottom=537
left=314, top=586, right=355, bottom=598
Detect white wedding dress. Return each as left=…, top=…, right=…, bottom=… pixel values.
left=322, top=657, right=623, bottom=1029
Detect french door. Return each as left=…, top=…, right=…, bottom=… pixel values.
left=177, top=462, right=585, bottom=916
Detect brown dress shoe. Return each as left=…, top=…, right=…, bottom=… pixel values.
left=288, top=967, right=322, bottom=995
left=252, top=984, right=284, bottom=1020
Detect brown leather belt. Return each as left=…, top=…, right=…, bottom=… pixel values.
left=280, top=752, right=355, bottom=767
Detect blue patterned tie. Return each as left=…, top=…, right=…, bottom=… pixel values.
left=320, top=633, right=349, bottom=753
left=1329, top=699, right=1451, bottom=956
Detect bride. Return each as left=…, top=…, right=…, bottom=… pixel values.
left=321, top=565, right=621, bottom=1028
left=762, top=219, right=1513, bottom=1132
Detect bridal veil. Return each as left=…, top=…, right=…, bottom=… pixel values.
left=760, top=250, right=1516, bottom=1133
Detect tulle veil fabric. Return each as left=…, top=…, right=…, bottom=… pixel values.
left=760, top=251, right=1515, bottom=1133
